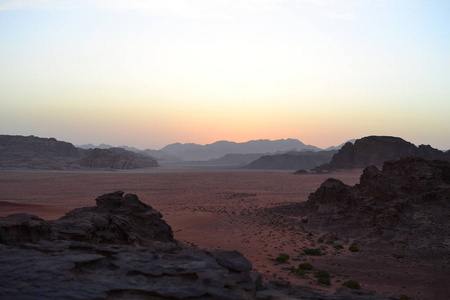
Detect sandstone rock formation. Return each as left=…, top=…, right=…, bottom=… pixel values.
left=315, top=136, right=450, bottom=171
left=0, top=135, right=158, bottom=170
left=275, top=158, right=450, bottom=258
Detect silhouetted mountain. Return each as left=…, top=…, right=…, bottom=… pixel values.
left=315, top=136, right=450, bottom=171
left=78, top=148, right=158, bottom=169
left=160, top=139, right=321, bottom=161
left=325, top=139, right=356, bottom=151
left=78, top=144, right=179, bottom=164
left=0, top=135, right=158, bottom=170
left=242, top=150, right=337, bottom=170
left=172, top=153, right=265, bottom=168
left=78, top=143, right=113, bottom=149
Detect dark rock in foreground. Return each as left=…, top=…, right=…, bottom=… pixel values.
left=0, top=191, right=257, bottom=299
left=0, top=241, right=258, bottom=300
left=0, top=191, right=177, bottom=250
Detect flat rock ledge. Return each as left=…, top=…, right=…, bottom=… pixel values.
left=0, top=192, right=389, bottom=300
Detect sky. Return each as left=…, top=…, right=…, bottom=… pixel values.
left=1, top=0, right=449, bottom=150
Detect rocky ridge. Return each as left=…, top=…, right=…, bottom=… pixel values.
left=0, top=135, right=158, bottom=170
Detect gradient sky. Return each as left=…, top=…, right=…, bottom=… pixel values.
left=1, top=0, right=449, bottom=150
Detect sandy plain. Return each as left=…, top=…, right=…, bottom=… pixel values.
left=0, top=168, right=447, bottom=299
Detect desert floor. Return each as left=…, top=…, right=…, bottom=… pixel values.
left=0, top=168, right=447, bottom=299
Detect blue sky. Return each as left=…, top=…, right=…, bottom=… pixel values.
left=1, top=0, right=449, bottom=150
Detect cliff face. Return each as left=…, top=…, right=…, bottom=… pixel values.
left=323, top=136, right=449, bottom=170
left=0, top=135, right=158, bottom=170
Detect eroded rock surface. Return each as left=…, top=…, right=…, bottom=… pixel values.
left=0, top=191, right=177, bottom=250
left=274, top=158, right=450, bottom=258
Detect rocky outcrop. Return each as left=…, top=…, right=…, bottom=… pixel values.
left=0, top=191, right=177, bottom=250
left=275, top=158, right=450, bottom=257
left=0, top=135, right=158, bottom=170
left=0, top=192, right=256, bottom=299
left=316, top=136, right=450, bottom=171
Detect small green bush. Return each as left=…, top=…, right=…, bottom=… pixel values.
left=349, top=244, right=359, bottom=252
left=333, top=244, right=344, bottom=249
left=315, top=270, right=331, bottom=285
left=275, top=253, right=290, bottom=263
left=317, top=237, right=324, bottom=243
left=299, top=262, right=313, bottom=270
left=392, top=253, right=405, bottom=259
left=399, top=295, right=411, bottom=300
left=304, top=248, right=322, bottom=256
left=315, top=270, right=330, bottom=278
left=342, top=280, right=361, bottom=290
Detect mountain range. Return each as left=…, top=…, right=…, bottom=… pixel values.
left=4, top=134, right=448, bottom=171
left=79, top=139, right=326, bottom=163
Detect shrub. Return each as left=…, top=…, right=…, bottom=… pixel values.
left=315, top=270, right=330, bottom=278
left=333, top=244, right=344, bottom=249
left=304, top=248, right=322, bottom=256
left=315, top=270, right=331, bottom=286
left=342, top=280, right=361, bottom=290
left=399, top=295, right=411, bottom=300
left=349, top=244, right=359, bottom=252
left=275, top=253, right=290, bottom=263
left=392, top=253, right=405, bottom=259
left=299, top=262, right=313, bottom=270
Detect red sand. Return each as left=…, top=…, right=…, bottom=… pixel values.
left=0, top=168, right=446, bottom=299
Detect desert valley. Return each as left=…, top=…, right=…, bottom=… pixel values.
left=1, top=134, right=449, bottom=299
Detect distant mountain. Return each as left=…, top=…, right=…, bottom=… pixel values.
left=325, top=139, right=356, bottom=151
left=315, top=136, right=450, bottom=171
left=78, top=143, right=113, bottom=149
left=242, top=150, right=337, bottom=170
left=78, top=148, right=158, bottom=169
left=0, top=135, right=158, bottom=170
left=172, top=153, right=265, bottom=168
left=160, top=139, right=321, bottom=161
